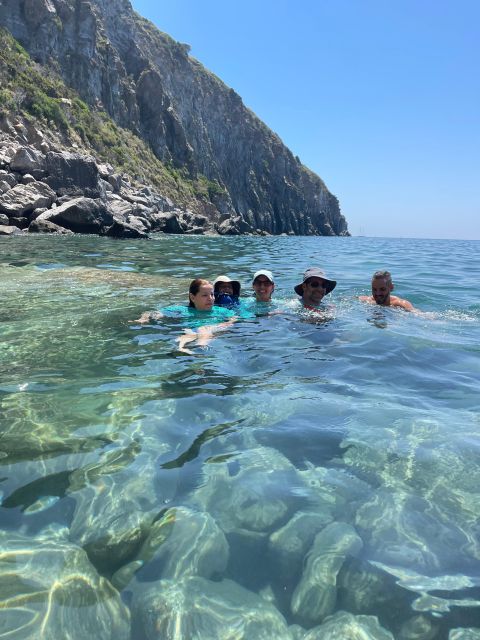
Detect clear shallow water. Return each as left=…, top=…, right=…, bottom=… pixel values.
left=0, top=234, right=479, bottom=639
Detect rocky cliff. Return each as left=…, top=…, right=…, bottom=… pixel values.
left=0, top=0, right=349, bottom=237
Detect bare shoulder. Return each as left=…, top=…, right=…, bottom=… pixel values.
left=359, top=295, right=374, bottom=304
left=390, top=296, right=415, bottom=311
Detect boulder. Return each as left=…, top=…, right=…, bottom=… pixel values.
left=449, top=630, right=480, bottom=640
left=131, top=577, right=293, bottom=640
left=29, top=218, right=74, bottom=234
left=9, top=146, right=46, bottom=174
left=0, top=213, right=8, bottom=225
left=45, top=151, right=102, bottom=198
left=107, top=172, right=122, bottom=192
left=150, top=211, right=184, bottom=234
left=0, top=528, right=130, bottom=640
left=303, top=611, right=394, bottom=640
left=217, top=215, right=253, bottom=235
left=105, top=218, right=149, bottom=239
left=128, top=507, right=229, bottom=585
left=0, top=224, right=23, bottom=235
left=67, top=450, right=174, bottom=572
left=291, top=522, right=363, bottom=626
left=0, top=181, right=56, bottom=215
left=0, top=170, right=17, bottom=187
left=37, top=196, right=113, bottom=233
left=9, top=216, right=29, bottom=229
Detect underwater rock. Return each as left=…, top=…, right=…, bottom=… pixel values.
left=268, top=510, right=332, bottom=579
left=369, top=560, right=480, bottom=614
left=131, top=576, right=294, bottom=639
left=337, top=558, right=398, bottom=616
left=302, top=610, right=394, bottom=639
left=355, top=489, right=442, bottom=571
left=291, top=522, right=363, bottom=627
left=130, top=506, right=229, bottom=584
left=297, top=464, right=371, bottom=522
left=289, top=625, right=308, bottom=640
left=449, top=630, right=480, bottom=639
left=0, top=528, right=130, bottom=639
left=68, top=445, right=174, bottom=571
left=398, top=614, right=438, bottom=640
left=189, top=446, right=298, bottom=534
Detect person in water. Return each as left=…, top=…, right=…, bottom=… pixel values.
left=359, top=271, right=414, bottom=311
left=252, top=269, right=275, bottom=302
left=213, top=275, right=241, bottom=308
left=132, top=278, right=236, bottom=352
left=294, top=267, right=337, bottom=310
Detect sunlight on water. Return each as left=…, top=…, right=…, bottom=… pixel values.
left=0, top=235, right=479, bottom=639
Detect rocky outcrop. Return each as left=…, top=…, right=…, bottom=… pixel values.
left=0, top=117, right=204, bottom=238
left=0, top=0, right=349, bottom=236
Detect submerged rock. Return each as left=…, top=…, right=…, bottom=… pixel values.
left=449, top=630, right=480, bottom=640
left=131, top=576, right=294, bottom=640
left=130, top=506, right=229, bottom=584
left=68, top=444, right=175, bottom=572
left=302, top=610, right=394, bottom=640
left=268, top=510, right=332, bottom=579
left=398, top=614, right=438, bottom=640
left=337, top=558, right=397, bottom=616
left=189, top=446, right=298, bottom=535
left=0, top=528, right=130, bottom=639
left=291, top=522, right=363, bottom=627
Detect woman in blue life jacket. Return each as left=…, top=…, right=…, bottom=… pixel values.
left=213, top=275, right=241, bottom=308
left=132, top=278, right=236, bottom=353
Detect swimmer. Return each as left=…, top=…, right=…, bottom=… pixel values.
left=131, top=278, right=236, bottom=353
left=359, top=271, right=415, bottom=311
left=252, top=269, right=275, bottom=302
left=213, top=275, right=241, bottom=308
left=294, top=267, right=337, bottom=310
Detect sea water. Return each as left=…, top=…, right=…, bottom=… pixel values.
left=0, top=234, right=479, bottom=639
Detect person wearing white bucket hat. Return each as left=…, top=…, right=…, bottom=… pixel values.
left=213, top=275, right=241, bottom=308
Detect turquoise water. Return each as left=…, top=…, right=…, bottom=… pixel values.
left=0, top=234, right=479, bottom=639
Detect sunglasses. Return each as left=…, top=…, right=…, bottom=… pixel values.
left=254, top=279, right=273, bottom=285
left=306, top=280, right=326, bottom=289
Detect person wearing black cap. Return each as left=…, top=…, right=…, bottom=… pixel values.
left=294, top=267, right=337, bottom=310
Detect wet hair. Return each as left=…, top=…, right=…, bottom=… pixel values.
left=188, top=278, right=211, bottom=307
left=372, top=270, right=392, bottom=284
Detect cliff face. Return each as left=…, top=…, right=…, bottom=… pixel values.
left=0, top=0, right=349, bottom=236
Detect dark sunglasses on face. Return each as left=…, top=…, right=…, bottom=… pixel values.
left=254, top=279, right=272, bottom=285
left=306, top=280, right=326, bottom=289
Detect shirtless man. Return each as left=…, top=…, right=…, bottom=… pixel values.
left=360, top=271, right=414, bottom=311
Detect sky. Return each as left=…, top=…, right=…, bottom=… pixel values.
left=130, top=0, right=480, bottom=240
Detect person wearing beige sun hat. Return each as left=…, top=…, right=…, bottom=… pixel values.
left=294, top=267, right=337, bottom=310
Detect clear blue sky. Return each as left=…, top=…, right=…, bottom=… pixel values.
left=131, top=0, right=479, bottom=240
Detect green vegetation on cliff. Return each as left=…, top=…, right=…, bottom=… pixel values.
left=0, top=27, right=223, bottom=206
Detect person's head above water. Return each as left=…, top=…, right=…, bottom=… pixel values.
left=294, top=267, right=336, bottom=307
left=252, top=269, right=274, bottom=302
left=189, top=278, right=215, bottom=311
left=213, top=275, right=240, bottom=307
left=359, top=270, right=414, bottom=311
left=371, top=271, right=394, bottom=306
